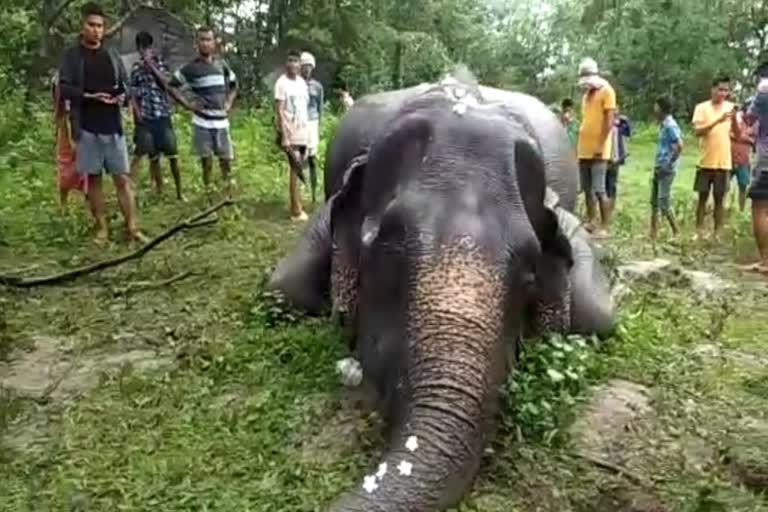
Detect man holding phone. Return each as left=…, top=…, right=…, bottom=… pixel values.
left=57, top=2, right=145, bottom=244
left=692, top=76, right=741, bottom=238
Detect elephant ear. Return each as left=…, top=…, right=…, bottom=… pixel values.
left=513, top=139, right=574, bottom=268
left=342, top=113, right=434, bottom=249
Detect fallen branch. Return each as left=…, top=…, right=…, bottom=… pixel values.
left=0, top=199, right=233, bottom=288
left=572, top=450, right=654, bottom=489
left=112, top=270, right=195, bottom=296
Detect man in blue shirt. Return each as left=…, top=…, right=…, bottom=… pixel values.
left=651, top=97, right=683, bottom=242
left=130, top=31, right=182, bottom=200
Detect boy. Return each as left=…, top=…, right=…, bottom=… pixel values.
left=730, top=103, right=754, bottom=212
left=560, top=98, right=578, bottom=149
left=650, top=97, right=683, bottom=242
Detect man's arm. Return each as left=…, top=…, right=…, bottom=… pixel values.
left=224, top=61, right=238, bottom=111
left=318, top=83, right=324, bottom=123
left=274, top=80, right=291, bottom=148
left=693, top=106, right=730, bottom=137
left=58, top=48, right=84, bottom=102
left=151, top=65, right=201, bottom=113
left=597, top=108, right=616, bottom=156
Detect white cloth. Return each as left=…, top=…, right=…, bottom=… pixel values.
left=307, top=119, right=319, bottom=155
left=274, top=74, right=309, bottom=146
left=341, top=92, right=354, bottom=110
left=579, top=57, right=599, bottom=76
left=300, top=51, right=316, bottom=68
left=578, top=74, right=609, bottom=91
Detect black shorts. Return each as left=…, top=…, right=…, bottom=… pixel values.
left=749, top=168, right=768, bottom=201
left=693, top=168, right=729, bottom=198
left=134, top=117, right=177, bottom=159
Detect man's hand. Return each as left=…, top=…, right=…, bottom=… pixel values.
left=719, top=110, right=734, bottom=124
left=224, top=99, right=233, bottom=113
left=281, top=137, right=291, bottom=150
left=593, top=151, right=603, bottom=159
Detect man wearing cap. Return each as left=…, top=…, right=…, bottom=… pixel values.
left=576, top=58, right=617, bottom=238
left=300, top=51, right=323, bottom=204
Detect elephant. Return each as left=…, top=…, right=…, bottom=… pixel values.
left=268, top=75, right=616, bottom=511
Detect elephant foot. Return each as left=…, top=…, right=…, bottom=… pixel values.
left=336, top=357, right=363, bottom=387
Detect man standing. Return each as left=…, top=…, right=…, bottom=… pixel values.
left=606, top=110, right=632, bottom=216
left=150, top=26, right=238, bottom=199
left=300, top=51, right=323, bottom=204
left=274, top=50, right=310, bottom=222
left=576, top=58, right=617, bottom=238
left=741, top=64, right=768, bottom=273
left=130, top=31, right=183, bottom=201
left=691, top=76, right=739, bottom=238
left=58, top=2, right=144, bottom=244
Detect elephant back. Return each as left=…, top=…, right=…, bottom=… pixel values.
left=478, top=86, right=579, bottom=212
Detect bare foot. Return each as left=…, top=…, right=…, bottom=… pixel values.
left=129, top=230, right=149, bottom=244
left=94, top=231, right=109, bottom=247
left=291, top=211, right=309, bottom=223
left=737, top=262, right=768, bottom=274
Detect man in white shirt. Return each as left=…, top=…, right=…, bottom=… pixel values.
left=275, top=50, right=310, bottom=222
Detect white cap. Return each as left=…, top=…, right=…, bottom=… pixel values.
left=300, top=51, right=316, bottom=68
left=578, top=57, right=598, bottom=76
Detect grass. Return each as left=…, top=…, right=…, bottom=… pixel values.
left=1, top=108, right=767, bottom=511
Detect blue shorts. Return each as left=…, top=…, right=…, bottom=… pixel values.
left=731, top=164, right=751, bottom=188
left=651, top=168, right=675, bottom=212
left=76, top=131, right=129, bottom=176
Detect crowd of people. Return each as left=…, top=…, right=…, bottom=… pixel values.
left=49, top=3, right=768, bottom=272
left=52, top=2, right=355, bottom=243
left=556, top=57, right=768, bottom=273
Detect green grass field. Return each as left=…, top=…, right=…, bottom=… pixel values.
left=1, top=109, right=767, bottom=511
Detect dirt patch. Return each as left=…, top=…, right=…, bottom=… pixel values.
left=299, top=388, right=380, bottom=467
left=0, top=335, right=174, bottom=402
left=725, top=420, right=768, bottom=493
left=570, top=379, right=652, bottom=463
left=584, top=485, right=667, bottom=512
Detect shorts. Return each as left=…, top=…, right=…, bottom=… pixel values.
left=578, top=159, right=608, bottom=195
left=192, top=125, right=234, bottom=160
left=748, top=168, right=768, bottom=201
left=606, top=163, right=620, bottom=199
left=731, top=164, right=751, bottom=189
left=307, top=120, right=320, bottom=157
left=650, top=168, right=675, bottom=212
left=694, top=168, right=729, bottom=197
left=134, top=117, right=177, bottom=159
left=76, top=131, right=129, bottom=176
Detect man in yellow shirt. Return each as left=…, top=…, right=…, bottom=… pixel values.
left=576, top=58, right=617, bottom=237
left=691, top=76, right=740, bottom=237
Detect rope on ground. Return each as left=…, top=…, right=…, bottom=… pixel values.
left=0, top=199, right=234, bottom=288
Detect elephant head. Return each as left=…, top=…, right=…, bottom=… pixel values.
left=317, top=92, right=574, bottom=510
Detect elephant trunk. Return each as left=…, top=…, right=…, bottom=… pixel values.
left=330, top=248, right=508, bottom=511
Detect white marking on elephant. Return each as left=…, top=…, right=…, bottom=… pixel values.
left=362, top=474, right=379, bottom=493
left=543, top=187, right=560, bottom=209
left=397, top=460, right=414, bottom=476
left=452, top=103, right=468, bottom=115
left=361, top=217, right=380, bottom=247
left=376, top=462, right=388, bottom=479
left=405, top=435, right=419, bottom=452
left=335, top=357, right=363, bottom=387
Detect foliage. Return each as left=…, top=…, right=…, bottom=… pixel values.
left=502, top=334, right=598, bottom=447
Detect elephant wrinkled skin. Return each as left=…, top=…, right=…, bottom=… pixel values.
left=268, top=76, right=616, bottom=511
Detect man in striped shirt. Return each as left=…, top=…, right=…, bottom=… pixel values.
left=148, top=26, right=238, bottom=198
